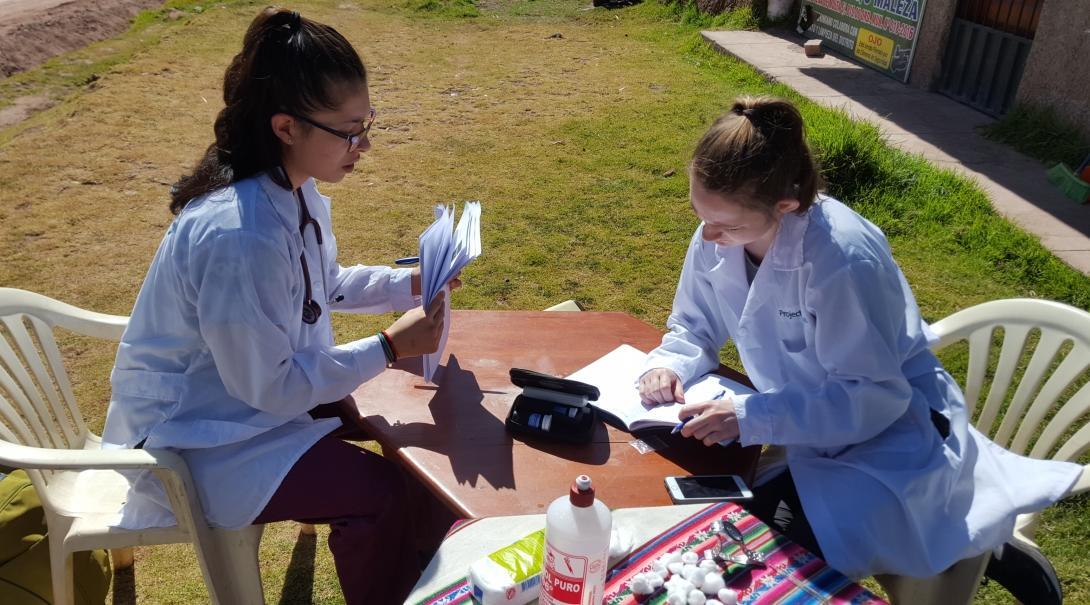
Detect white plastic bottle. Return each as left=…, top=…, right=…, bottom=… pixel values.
left=539, top=475, right=612, bottom=605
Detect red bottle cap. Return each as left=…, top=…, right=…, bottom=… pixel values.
left=569, top=474, right=595, bottom=507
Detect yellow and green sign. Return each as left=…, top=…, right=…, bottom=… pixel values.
left=801, top=0, right=927, bottom=81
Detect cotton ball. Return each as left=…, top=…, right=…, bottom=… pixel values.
left=666, top=551, right=683, bottom=565
left=681, top=551, right=699, bottom=565
left=717, top=587, right=738, bottom=605
left=649, top=573, right=665, bottom=589
left=668, top=561, right=685, bottom=575
left=666, top=594, right=687, bottom=605
left=677, top=579, right=695, bottom=595
left=652, top=561, right=668, bottom=577
left=630, top=573, right=655, bottom=596
left=702, top=572, right=726, bottom=595
left=681, top=564, right=700, bottom=581
left=688, top=588, right=707, bottom=605
left=698, top=559, right=719, bottom=573
left=664, top=574, right=689, bottom=593
left=706, top=601, right=723, bottom=605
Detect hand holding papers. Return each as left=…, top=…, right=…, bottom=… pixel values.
left=418, top=201, right=482, bottom=383
left=565, top=344, right=754, bottom=433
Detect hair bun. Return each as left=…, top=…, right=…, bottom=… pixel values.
left=266, top=9, right=302, bottom=41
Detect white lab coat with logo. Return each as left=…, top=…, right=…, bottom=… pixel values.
left=102, top=172, right=418, bottom=530
left=643, top=196, right=1081, bottom=578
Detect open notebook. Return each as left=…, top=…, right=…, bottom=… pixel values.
left=565, top=344, right=755, bottom=432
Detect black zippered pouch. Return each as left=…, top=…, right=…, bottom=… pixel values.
left=504, top=368, right=599, bottom=443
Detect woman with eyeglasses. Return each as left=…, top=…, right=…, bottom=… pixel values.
left=101, top=8, right=457, bottom=603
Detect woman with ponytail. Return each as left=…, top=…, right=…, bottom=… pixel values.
left=102, top=8, right=457, bottom=603
left=636, top=97, right=1080, bottom=593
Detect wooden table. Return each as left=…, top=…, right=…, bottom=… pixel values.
left=353, top=310, right=761, bottom=518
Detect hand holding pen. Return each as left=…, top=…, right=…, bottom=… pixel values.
left=673, top=388, right=739, bottom=447
left=671, top=388, right=725, bottom=433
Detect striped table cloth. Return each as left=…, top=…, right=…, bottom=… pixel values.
left=414, top=502, right=887, bottom=605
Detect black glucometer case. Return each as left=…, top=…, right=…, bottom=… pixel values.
left=504, top=368, right=600, bottom=444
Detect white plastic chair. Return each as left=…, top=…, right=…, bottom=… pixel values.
left=0, top=288, right=265, bottom=605
left=877, top=298, right=1090, bottom=604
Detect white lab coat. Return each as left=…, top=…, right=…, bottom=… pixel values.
left=643, top=196, right=1081, bottom=578
left=102, top=172, right=419, bottom=530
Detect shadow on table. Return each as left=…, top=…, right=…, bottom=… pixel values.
left=365, top=355, right=523, bottom=490
left=632, top=428, right=763, bottom=483
left=505, top=409, right=614, bottom=465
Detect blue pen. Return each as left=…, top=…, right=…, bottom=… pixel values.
left=671, top=388, right=735, bottom=447
left=394, top=256, right=420, bottom=266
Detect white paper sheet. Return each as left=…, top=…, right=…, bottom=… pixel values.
left=565, top=344, right=755, bottom=432
left=418, top=201, right=482, bottom=383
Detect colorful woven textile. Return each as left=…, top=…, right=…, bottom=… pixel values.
left=413, top=503, right=887, bottom=605
left=602, top=502, right=886, bottom=604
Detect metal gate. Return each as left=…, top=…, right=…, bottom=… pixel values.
left=938, top=0, right=1044, bottom=117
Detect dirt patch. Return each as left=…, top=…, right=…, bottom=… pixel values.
left=0, top=0, right=164, bottom=78
left=0, top=94, right=54, bottom=128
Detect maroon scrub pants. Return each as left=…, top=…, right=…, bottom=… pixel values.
left=254, top=435, right=455, bottom=604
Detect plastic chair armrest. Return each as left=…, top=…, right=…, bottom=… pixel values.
left=0, top=288, right=129, bottom=340
left=0, top=441, right=186, bottom=474
left=47, top=307, right=128, bottom=341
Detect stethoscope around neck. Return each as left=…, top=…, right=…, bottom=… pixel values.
left=295, top=186, right=326, bottom=325
left=272, top=166, right=331, bottom=326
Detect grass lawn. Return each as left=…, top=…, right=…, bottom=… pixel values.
left=0, top=0, right=1088, bottom=603
left=981, top=103, right=1090, bottom=172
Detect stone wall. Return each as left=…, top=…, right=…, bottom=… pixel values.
left=1016, top=0, right=1090, bottom=140
left=907, top=0, right=957, bottom=90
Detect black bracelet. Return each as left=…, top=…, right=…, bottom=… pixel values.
left=377, top=332, right=395, bottom=364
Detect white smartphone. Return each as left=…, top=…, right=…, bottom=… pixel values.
left=664, top=474, right=753, bottom=503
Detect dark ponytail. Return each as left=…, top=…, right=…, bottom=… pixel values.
left=170, top=7, right=367, bottom=214
left=691, top=96, right=823, bottom=215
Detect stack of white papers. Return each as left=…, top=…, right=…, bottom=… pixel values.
left=418, top=201, right=482, bottom=383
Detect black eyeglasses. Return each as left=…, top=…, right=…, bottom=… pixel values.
left=293, top=107, right=376, bottom=151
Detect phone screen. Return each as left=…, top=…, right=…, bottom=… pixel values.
left=673, top=475, right=747, bottom=499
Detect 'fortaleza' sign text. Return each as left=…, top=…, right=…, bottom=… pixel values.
left=800, top=0, right=928, bottom=82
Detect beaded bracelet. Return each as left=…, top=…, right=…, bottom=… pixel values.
left=377, top=332, right=396, bottom=364
left=381, top=330, right=401, bottom=362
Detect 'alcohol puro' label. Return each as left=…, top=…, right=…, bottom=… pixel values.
left=539, top=543, right=587, bottom=605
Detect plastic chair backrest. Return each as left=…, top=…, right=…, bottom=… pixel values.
left=0, top=288, right=267, bottom=605
left=876, top=298, right=1090, bottom=605
left=0, top=289, right=126, bottom=510
left=930, top=297, right=1090, bottom=464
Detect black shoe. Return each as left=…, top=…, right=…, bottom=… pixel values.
left=984, top=540, right=1063, bottom=605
